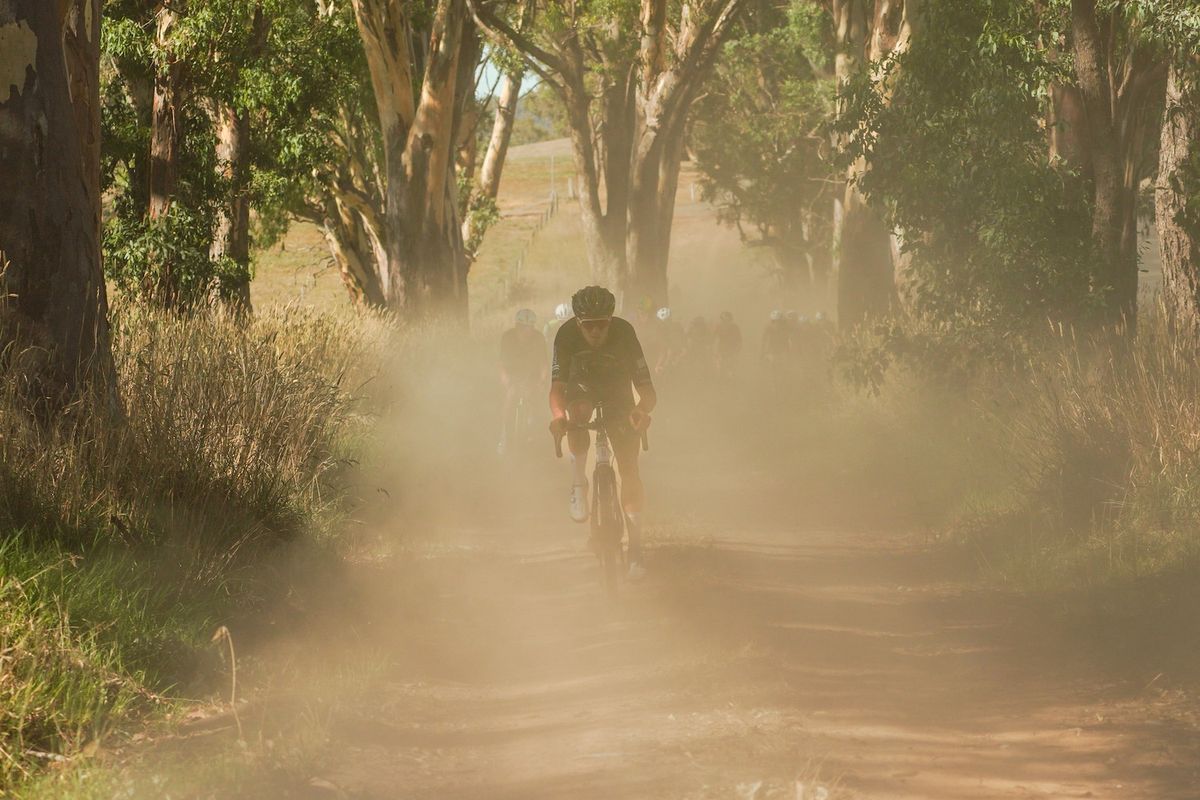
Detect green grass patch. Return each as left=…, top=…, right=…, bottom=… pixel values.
left=0, top=302, right=389, bottom=793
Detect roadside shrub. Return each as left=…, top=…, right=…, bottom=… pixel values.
left=1012, top=312, right=1200, bottom=563
left=0, top=303, right=387, bottom=786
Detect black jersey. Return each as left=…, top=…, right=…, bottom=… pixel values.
left=552, top=317, right=653, bottom=407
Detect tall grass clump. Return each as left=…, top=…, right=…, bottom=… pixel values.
left=0, top=302, right=388, bottom=788
left=836, top=306, right=1200, bottom=604
left=1003, top=311, right=1200, bottom=584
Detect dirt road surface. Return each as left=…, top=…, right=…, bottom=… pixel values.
left=280, top=372, right=1200, bottom=800
left=220, top=143, right=1199, bottom=799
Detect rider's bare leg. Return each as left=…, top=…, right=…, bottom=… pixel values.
left=566, top=401, right=593, bottom=486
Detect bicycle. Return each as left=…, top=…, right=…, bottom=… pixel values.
left=499, top=379, right=539, bottom=456
left=554, top=401, right=648, bottom=597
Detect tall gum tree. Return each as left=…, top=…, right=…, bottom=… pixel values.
left=472, top=0, right=745, bottom=304
left=209, top=1, right=269, bottom=311
left=833, top=0, right=914, bottom=326
left=1157, top=60, right=1200, bottom=323
left=0, top=0, right=116, bottom=408
left=146, top=0, right=187, bottom=305
left=471, top=0, right=637, bottom=287
left=625, top=0, right=746, bottom=303
left=461, top=2, right=533, bottom=261
left=1069, top=0, right=1166, bottom=326
left=352, top=0, right=481, bottom=317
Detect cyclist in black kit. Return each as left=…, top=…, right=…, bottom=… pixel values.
left=548, top=286, right=657, bottom=576
left=498, top=308, right=548, bottom=455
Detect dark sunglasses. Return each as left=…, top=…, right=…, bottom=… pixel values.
left=579, top=318, right=612, bottom=331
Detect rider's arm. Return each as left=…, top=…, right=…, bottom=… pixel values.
left=549, top=381, right=569, bottom=420
left=634, top=381, right=657, bottom=414
left=548, top=327, right=571, bottom=431
left=627, top=323, right=657, bottom=420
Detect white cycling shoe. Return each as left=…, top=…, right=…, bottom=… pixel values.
left=569, top=483, right=589, bottom=523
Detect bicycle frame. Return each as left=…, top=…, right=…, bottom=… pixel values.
left=554, top=402, right=648, bottom=596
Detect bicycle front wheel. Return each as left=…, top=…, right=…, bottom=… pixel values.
left=591, top=464, right=624, bottom=597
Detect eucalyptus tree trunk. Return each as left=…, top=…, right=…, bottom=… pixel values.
left=1071, top=0, right=1165, bottom=328
left=562, top=59, right=630, bottom=287
left=210, top=2, right=267, bottom=311
left=624, top=0, right=745, bottom=307
left=479, top=71, right=521, bottom=199
left=319, top=194, right=387, bottom=307
left=1048, top=83, right=1090, bottom=167
left=1156, top=62, right=1200, bottom=325
left=211, top=104, right=252, bottom=309
left=352, top=0, right=476, bottom=318
left=461, top=68, right=520, bottom=255
left=833, top=0, right=912, bottom=327
left=0, top=0, right=117, bottom=409
left=470, top=0, right=738, bottom=300
left=146, top=1, right=185, bottom=306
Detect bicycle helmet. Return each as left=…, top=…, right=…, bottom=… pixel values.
left=814, top=312, right=826, bottom=322
left=769, top=310, right=783, bottom=321
left=720, top=311, right=733, bottom=322
left=554, top=302, right=571, bottom=321
left=572, top=285, right=616, bottom=319
left=656, top=307, right=672, bottom=321
left=515, top=308, right=536, bottom=326
left=798, top=314, right=809, bottom=324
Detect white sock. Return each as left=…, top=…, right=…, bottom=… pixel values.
left=570, top=453, right=588, bottom=486
left=626, top=511, right=641, bottom=531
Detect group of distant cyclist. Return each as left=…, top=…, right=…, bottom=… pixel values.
left=496, top=285, right=834, bottom=581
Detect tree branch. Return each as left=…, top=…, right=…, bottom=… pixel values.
left=467, top=0, right=566, bottom=76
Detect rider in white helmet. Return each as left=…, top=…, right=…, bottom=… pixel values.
left=652, top=306, right=684, bottom=375
left=543, top=301, right=573, bottom=347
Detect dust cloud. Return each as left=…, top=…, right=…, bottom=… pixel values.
left=131, top=232, right=1199, bottom=800
left=242, top=239, right=1199, bottom=800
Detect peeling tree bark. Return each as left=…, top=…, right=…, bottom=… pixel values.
left=0, top=0, right=117, bottom=410
left=353, top=0, right=477, bottom=318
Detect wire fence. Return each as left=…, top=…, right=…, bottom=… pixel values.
left=503, top=189, right=561, bottom=300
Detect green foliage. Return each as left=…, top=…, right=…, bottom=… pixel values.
left=833, top=312, right=1037, bottom=395
left=693, top=2, right=837, bottom=286
left=511, top=81, right=570, bottom=145
left=104, top=206, right=244, bottom=306
left=837, top=0, right=1098, bottom=325
left=1117, top=0, right=1200, bottom=56
left=100, top=1, right=362, bottom=306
